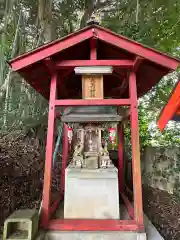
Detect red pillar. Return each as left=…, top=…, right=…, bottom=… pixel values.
left=118, top=123, right=124, bottom=193
left=60, top=123, right=69, bottom=196
left=129, top=71, right=144, bottom=226
left=90, top=38, right=97, bottom=60
left=41, top=72, right=57, bottom=227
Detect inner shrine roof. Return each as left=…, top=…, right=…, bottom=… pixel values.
left=8, top=24, right=180, bottom=100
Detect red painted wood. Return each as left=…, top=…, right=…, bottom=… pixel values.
left=60, top=124, right=69, bottom=196
left=129, top=71, right=144, bottom=226
left=125, top=184, right=133, bottom=196
left=110, top=78, right=128, bottom=96
left=95, top=26, right=179, bottom=70
left=44, top=58, right=56, bottom=74
left=90, top=38, right=97, bottom=60
left=55, top=99, right=131, bottom=106
left=47, top=219, right=141, bottom=231
left=10, top=29, right=93, bottom=71
left=40, top=73, right=57, bottom=227
left=133, top=56, right=144, bottom=72
left=158, top=81, right=180, bottom=131
left=121, top=192, right=134, bottom=220
left=55, top=111, right=61, bottom=119
left=57, top=69, right=74, bottom=98
left=118, top=123, right=124, bottom=192
left=50, top=194, right=63, bottom=217
left=56, top=59, right=133, bottom=68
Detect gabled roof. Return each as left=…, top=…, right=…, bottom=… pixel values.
left=9, top=24, right=180, bottom=100
left=158, top=80, right=180, bottom=131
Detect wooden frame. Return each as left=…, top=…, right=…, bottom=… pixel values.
left=20, top=25, right=143, bottom=232
left=40, top=68, right=144, bottom=231
left=54, top=99, right=131, bottom=106
left=129, top=71, right=143, bottom=226
left=41, top=72, right=57, bottom=227
left=47, top=219, right=143, bottom=231
left=118, top=122, right=124, bottom=192
left=60, top=123, right=69, bottom=196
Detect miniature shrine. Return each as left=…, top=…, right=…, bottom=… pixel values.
left=5, top=22, right=180, bottom=239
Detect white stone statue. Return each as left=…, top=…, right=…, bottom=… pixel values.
left=99, top=141, right=113, bottom=168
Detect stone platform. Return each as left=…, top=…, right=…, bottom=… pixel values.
left=64, top=167, right=120, bottom=219
left=36, top=205, right=165, bottom=240
left=44, top=231, right=146, bottom=240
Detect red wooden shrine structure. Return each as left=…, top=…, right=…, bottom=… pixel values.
left=9, top=24, right=180, bottom=232
left=158, top=80, right=180, bottom=131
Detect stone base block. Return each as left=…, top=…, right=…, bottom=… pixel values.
left=45, top=231, right=147, bottom=240
left=3, top=209, right=39, bottom=240
left=64, top=167, right=120, bottom=219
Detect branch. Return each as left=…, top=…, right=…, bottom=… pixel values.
left=136, top=0, right=139, bottom=23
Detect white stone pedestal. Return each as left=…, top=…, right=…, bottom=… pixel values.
left=64, top=167, right=120, bottom=219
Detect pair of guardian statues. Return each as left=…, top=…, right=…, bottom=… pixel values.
left=70, top=124, right=113, bottom=169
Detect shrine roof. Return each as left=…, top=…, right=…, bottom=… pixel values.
left=158, top=80, right=180, bottom=131
left=8, top=24, right=180, bottom=100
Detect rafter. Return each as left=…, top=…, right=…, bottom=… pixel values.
left=57, top=69, right=74, bottom=98
left=95, top=26, right=179, bottom=70
left=10, top=29, right=93, bottom=71
left=44, top=58, right=56, bottom=74
left=133, top=56, right=143, bottom=72
left=110, top=78, right=128, bottom=96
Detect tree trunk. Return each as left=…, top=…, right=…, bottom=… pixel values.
left=3, top=7, right=23, bottom=128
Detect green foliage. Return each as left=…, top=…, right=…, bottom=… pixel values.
left=0, top=0, right=180, bottom=148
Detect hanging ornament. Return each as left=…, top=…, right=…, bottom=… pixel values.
left=108, top=127, right=116, bottom=149
left=68, top=127, right=73, bottom=144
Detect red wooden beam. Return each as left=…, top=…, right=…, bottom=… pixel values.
left=55, top=99, right=131, bottom=106
left=118, top=123, right=124, bottom=192
left=90, top=38, right=97, bottom=60
left=44, top=58, right=56, bottom=74
left=129, top=71, right=144, bottom=226
left=110, top=78, right=128, bottom=97
left=50, top=194, right=63, bottom=217
left=58, top=69, right=74, bottom=98
left=112, top=72, right=124, bottom=80
left=41, top=72, right=57, bottom=227
left=133, top=56, right=144, bottom=72
left=158, top=81, right=180, bottom=131
left=121, top=192, right=134, bottom=220
left=95, top=27, right=179, bottom=70
left=56, top=60, right=133, bottom=69
left=47, top=219, right=142, bottom=231
left=113, top=69, right=127, bottom=79
left=10, top=29, right=93, bottom=71
left=55, top=111, right=61, bottom=119
left=60, top=124, right=69, bottom=196
left=125, top=184, right=133, bottom=196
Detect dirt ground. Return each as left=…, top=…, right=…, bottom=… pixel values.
left=0, top=135, right=61, bottom=230
left=1, top=136, right=180, bottom=240
left=143, top=186, right=180, bottom=240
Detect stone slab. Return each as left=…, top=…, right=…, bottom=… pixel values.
left=44, top=231, right=146, bottom=240
left=61, top=114, right=122, bottom=123
left=64, top=167, right=120, bottom=219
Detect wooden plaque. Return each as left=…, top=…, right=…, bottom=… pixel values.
left=82, top=75, right=104, bottom=99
